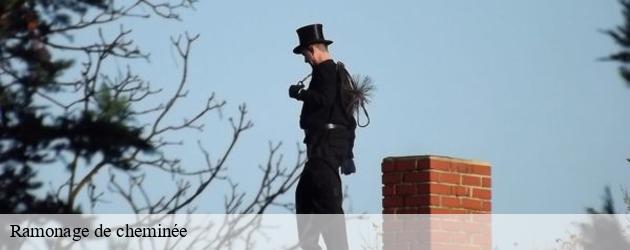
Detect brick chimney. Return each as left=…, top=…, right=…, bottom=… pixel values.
left=382, top=155, right=491, bottom=214
left=381, top=155, right=492, bottom=250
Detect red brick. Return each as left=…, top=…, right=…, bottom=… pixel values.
left=417, top=207, right=431, bottom=213
left=407, top=170, right=441, bottom=183
left=454, top=162, right=473, bottom=173
left=395, top=159, right=417, bottom=171
left=429, top=159, right=451, bottom=171
left=396, top=184, right=417, bottom=195
left=472, top=188, right=491, bottom=200
left=383, top=186, right=395, bottom=196
left=402, top=172, right=429, bottom=183
left=418, top=183, right=451, bottom=195
left=417, top=183, right=429, bottom=193
left=383, top=196, right=404, bottom=208
left=429, top=195, right=440, bottom=205
left=462, top=176, right=481, bottom=186
left=471, top=210, right=489, bottom=214
left=404, top=195, right=424, bottom=207
left=482, top=177, right=491, bottom=188
left=439, top=173, right=461, bottom=185
left=382, top=173, right=402, bottom=184
left=482, top=201, right=492, bottom=211
left=382, top=161, right=396, bottom=173
left=454, top=186, right=469, bottom=196
left=430, top=208, right=464, bottom=214
left=427, top=171, right=441, bottom=181
left=417, top=158, right=430, bottom=169
left=403, top=195, right=437, bottom=207
left=461, top=198, right=483, bottom=210
left=441, top=197, right=460, bottom=208
left=471, top=165, right=491, bottom=175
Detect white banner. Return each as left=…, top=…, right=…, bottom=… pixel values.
left=0, top=214, right=628, bottom=250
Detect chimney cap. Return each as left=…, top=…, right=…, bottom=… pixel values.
left=382, top=155, right=490, bottom=166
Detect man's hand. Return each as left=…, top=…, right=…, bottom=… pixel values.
left=289, top=85, right=305, bottom=100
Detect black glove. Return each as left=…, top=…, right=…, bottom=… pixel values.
left=340, top=158, right=356, bottom=175
left=289, top=85, right=305, bottom=100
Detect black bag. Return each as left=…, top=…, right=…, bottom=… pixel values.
left=336, top=62, right=373, bottom=128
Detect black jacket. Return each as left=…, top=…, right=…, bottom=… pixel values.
left=298, top=59, right=356, bottom=131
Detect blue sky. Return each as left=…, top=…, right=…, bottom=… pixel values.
left=51, top=0, right=630, bottom=213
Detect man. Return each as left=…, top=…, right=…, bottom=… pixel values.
left=289, top=23, right=356, bottom=250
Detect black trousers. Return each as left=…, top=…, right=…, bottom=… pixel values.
left=295, top=130, right=350, bottom=250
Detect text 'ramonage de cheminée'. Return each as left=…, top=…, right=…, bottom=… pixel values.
left=10, top=223, right=187, bottom=241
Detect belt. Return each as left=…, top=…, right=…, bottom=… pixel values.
left=324, top=123, right=347, bottom=130
left=305, top=123, right=347, bottom=134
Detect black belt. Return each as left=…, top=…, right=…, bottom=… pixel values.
left=323, top=123, right=347, bottom=130
left=305, top=123, right=347, bottom=133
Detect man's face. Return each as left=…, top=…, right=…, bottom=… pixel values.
left=301, top=47, right=314, bottom=66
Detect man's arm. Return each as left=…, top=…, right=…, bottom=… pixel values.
left=296, top=64, right=336, bottom=107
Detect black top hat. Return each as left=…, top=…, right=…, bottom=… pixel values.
left=293, top=24, right=333, bottom=54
